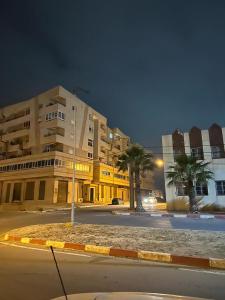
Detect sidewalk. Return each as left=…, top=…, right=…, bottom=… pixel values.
left=112, top=211, right=225, bottom=219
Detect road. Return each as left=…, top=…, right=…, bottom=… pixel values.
left=0, top=241, right=225, bottom=300
left=1, top=208, right=225, bottom=235
left=1, top=208, right=225, bottom=300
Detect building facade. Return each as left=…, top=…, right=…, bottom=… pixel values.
left=162, top=124, right=225, bottom=211
left=0, top=86, right=133, bottom=207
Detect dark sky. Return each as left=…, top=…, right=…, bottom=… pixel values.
left=1, top=0, right=225, bottom=150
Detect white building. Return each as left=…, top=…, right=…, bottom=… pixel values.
left=162, top=124, right=225, bottom=211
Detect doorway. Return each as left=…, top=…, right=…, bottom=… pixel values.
left=57, top=181, right=68, bottom=203
left=90, top=188, right=94, bottom=203
left=12, top=183, right=22, bottom=202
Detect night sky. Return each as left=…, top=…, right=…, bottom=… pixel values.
left=1, top=0, right=225, bottom=150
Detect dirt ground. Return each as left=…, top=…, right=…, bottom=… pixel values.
left=8, top=223, right=225, bottom=258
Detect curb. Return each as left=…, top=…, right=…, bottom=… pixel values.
left=112, top=211, right=225, bottom=219
left=3, top=234, right=225, bottom=270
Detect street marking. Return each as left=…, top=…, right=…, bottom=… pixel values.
left=173, top=214, right=187, bottom=218
left=150, top=213, right=163, bottom=217
left=179, top=268, right=225, bottom=276
left=0, top=241, right=91, bottom=257
left=200, top=215, right=215, bottom=219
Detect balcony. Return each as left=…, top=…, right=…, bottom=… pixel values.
left=100, top=123, right=107, bottom=133
left=46, top=95, right=66, bottom=107
left=43, top=142, right=64, bottom=153
left=44, top=127, right=65, bottom=137
left=2, top=128, right=30, bottom=142
left=113, top=144, right=121, bottom=151
left=101, top=135, right=111, bottom=145
left=42, top=127, right=65, bottom=144
left=0, top=108, right=30, bottom=124
left=8, top=144, right=22, bottom=152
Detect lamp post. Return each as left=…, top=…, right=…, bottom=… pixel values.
left=71, top=105, right=77, bottom=225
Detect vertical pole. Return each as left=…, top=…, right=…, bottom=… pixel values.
left=128, top=163, right=134, bottom=210
left=71, top=106, right=76, bottom=225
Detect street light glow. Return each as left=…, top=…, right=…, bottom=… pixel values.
left=155, top=159, right=164, bottom=168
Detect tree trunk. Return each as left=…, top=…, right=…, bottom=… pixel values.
left=187, top=181, right=197, bottom=213
left=129, top=166, right=135, bottom=210
left=135, top=169, right=145, bottom=212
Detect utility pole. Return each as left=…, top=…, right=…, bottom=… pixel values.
left=71, top=105, right=77, bottom=225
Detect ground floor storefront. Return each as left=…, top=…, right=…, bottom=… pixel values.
left=0, top=177, right=129, bottom=207
left=0, top=155, right=130, bottom=208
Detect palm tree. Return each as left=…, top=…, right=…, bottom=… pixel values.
left=116, top=145, right=154, bottom=212
left=166, top=154, right=214, bottom=212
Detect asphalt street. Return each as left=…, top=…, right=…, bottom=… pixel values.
left=0, top=242, right=225, bottom=300
left=1, top=208, right=225, bottom=235
left=1, top=208, right=225, bottom=300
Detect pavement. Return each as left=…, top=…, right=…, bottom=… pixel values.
left=1, top=207, right=225, bottom=300
left=1, top=241, right=225, bottom=300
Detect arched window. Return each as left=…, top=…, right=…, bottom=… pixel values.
left=172, top=129, right=185, bottom=159
left=209, top=124, right=225, bottom=159
left=189, top=127, right=204, bottom=160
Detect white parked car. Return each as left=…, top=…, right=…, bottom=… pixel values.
left=142, top=196, right=157, bottom=208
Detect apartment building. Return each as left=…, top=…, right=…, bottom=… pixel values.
left=0, top=86, right=131, bottom=207
left=162, top=124, right=225, bottom=211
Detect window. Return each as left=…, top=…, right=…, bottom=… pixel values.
left=216, top=181, right=225, bottom=195
left=88, top=152, right=93, bottom=159
left=46, top=111, right=65, bottom=121
left=89, top=126, right=93, bottom=133
left=176, top=184, right=188, bottom=196
left=211, top=146, right=224, bottom=159
left=102, top=170, right=110, bottom=176
left=25, top=182, right=35, bottom=200
left=191, top=147, right=204, bottom=160
left=38, top=181, right=46, bottom=200
left=114, top=174, right=126, bottom=180
left=24, top=121, right=30, bottom=129
left=44, top=144, right=55, bottom=152
left=88, top=139, right=93, bottom=147
left=58, top=111, right=65, bottom=120
left=89, top=114, right=93, bottom=121
left=195, top=184, right=208, bottom=196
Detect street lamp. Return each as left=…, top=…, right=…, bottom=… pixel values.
left=71, top=105, right=77, bottom=225
left=155, top=158, right=164, bottom=168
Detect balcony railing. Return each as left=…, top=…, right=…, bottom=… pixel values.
left=0, top=108, right=30, bottom=124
